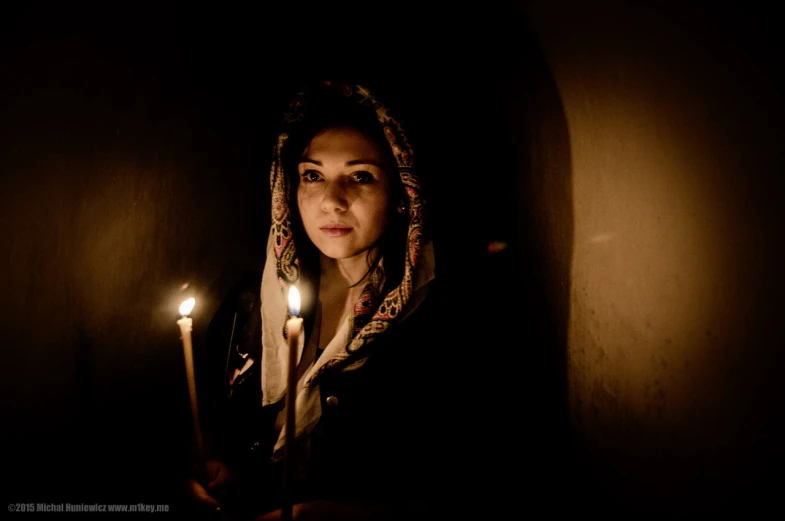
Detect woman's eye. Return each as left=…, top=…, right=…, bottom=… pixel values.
left=301, top=170, right=321, bottom=183
left=352, top=171, right=373, bottom=184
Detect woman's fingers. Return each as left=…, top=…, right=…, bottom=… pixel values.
left=187, top=477, right=221, bottom=510
left=205, top=460, right=232, bottom=489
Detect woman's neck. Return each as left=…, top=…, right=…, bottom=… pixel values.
left=316, top=249, right=378, bottom=346
left=319, top=248, right=378, bottom=289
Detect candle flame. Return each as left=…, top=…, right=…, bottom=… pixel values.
left=179, top=297, right=195, bottom=317
left=288, top=286, right=301, bottom=317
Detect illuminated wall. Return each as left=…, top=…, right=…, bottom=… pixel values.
left=521, top=0, right=784, bottom=511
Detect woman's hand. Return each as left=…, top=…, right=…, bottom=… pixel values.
left=253, top=500, right=394, bottom=521
left=187, top=459, right=234, bottom=512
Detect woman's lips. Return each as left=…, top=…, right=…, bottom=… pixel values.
left=319, top=225, right=352, bottom=237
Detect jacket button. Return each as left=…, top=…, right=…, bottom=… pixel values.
left=325, top=395, right=339, bottom=408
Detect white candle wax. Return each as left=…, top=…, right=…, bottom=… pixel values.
left=282, top=287, right=302, bottom=521
left=178, top=298, right=205, bottom=480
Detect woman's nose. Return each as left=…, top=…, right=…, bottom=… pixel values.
left=321, top=181, right=348, bottom=212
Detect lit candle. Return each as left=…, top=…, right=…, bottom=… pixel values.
left=177, top=297, right=205, bottom=481
left=282, top=286, right=302, bottom=521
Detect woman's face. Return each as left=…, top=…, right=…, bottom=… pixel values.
left=297, top=126, right=393, bottom=263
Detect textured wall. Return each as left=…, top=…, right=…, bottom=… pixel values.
left=521, top=0, right=784, bottom=512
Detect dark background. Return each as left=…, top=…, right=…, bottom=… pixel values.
left=1, top=0, right=537, bottom=514
left=2, top=0, right=783, bottom=516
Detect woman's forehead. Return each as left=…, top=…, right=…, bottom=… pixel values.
left=300, top=127, right=388, bottom=164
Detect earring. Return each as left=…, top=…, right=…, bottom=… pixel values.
left=397, top=203, right=406, bottom=214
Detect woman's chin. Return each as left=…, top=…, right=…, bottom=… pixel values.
left=320, top=249, right=359, bottom=261
left=317, top=245, right=372, bottom=263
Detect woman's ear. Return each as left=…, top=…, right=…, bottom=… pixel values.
left=397, top=200, right=406, bottom=214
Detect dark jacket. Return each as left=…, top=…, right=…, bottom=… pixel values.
left=204, top=271, right=450, bottom=519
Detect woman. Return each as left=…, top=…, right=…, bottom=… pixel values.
left=190, top=81, right=444, bottom=520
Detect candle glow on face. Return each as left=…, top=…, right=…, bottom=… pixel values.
left=288, top=286, right=300, bottom=317
left=179, top=297, right=196, bottom=317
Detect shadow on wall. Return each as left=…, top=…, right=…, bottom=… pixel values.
left=521, top=0, right=785, bottom=514
left=492, top=11, right=576, bottom=507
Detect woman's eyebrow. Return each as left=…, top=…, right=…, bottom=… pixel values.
left=299, top=158, right=322, bottom=166
left=345, top=159, right=382, bottom=167
left=298, top=158, right=382, bottom=167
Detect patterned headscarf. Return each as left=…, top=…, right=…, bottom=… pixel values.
left=261, top=81, right=435, bottom=461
